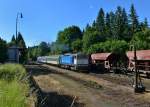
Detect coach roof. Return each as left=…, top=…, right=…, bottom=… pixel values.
left=91, top=53, right=111, bottom=60
left=127, top=50, right=150, bottom=60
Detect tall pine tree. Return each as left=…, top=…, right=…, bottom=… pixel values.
left=109, top=11, right=116, bottom=39
left=9, top=35, right=16, bottom=46
left=114, top=6, right=123, bottom=40
left=122, top=8, right=130, bottom=41
left=17, top=32, right=27, bottom=63
left=129, top=4, right=139, bottom=35
left=105, top=13, right=112, bottom=38
left=96, top=8, right=105, bottom=33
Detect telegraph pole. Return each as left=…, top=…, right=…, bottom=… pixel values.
left=16, top=12, right=23, bottom=45
left=15, top=12, right=23, bottom=63
left=133, top=44, right=145, bottom=93
left=133, top=45, right=138, bottom=92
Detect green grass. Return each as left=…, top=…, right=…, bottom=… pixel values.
left=0, top=64, right=29, bottom=107
left=0, top=64, right=26, bottom=81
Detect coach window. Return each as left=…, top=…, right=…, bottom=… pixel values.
left=106, top=62, right=109, bottom=66
left=74, top=56, right=77, bottom=59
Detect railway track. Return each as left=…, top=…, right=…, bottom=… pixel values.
left=25, top=64, right=150, bottom=107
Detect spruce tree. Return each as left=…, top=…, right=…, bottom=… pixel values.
left=105, top=13, right=111, bottom=38
left=129, top=4, right=139, bottom=34
left=122, top=8, right=130, bottom=41
left=17, top=32, right=27, bottom=63
left=92, top=20, right=96, bottom=29
left=85, top=23, right=90, bottom=30
left=9, top=35, right=16, bottom=46
left=109, top=11, right=115, bottom=39
left=122, top=8, right=128, bottom=29
left=17, top=32, right=26, bottom=48
left=114, top=6, right=123, bottom=39
left=11, top=35, right=16, bottom=42
left=96, top=8, right=105, bottom=33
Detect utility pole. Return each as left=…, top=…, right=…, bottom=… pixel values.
left=16, top=12, right=23, bottom=45
left=133, top=45, right=138, bottom=92
left=15, top=12, right=23, bottom=63
left=133, top=44, right=145, bottom=93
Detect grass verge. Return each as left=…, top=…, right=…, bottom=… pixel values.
left=0, top=64, right=29, bottom=107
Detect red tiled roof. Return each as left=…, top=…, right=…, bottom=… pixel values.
left=127, top=50, right=150, bottom=60
left=91, top=53, right=111, bottom=60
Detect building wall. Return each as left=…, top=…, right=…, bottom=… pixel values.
left=7, top=47, right=19, bottom=62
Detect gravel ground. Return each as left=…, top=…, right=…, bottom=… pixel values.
left=26, top=64, right=150, bottom=107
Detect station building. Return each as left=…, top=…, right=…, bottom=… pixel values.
left=7, top=45, right=21, bottom=63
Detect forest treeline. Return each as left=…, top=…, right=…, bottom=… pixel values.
left=0, top=33, right=27, bottom=63
left=28, top=4, right=150, bottom=60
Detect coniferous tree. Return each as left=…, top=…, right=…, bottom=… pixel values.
left=105, top=13, right=112, bottom=38
left=85, top=23, right=90, bottom=30
left=92, top=20, right=96, bottom=29
left=122, top=8, right=131, bottom=41
left=129, top=4, right=139, bottom=35
left=11, top=35, right=16, bottom=43
left=109, top=11, right=116, bottom=39
left=0, top=38, right=7, bottom=63
left=9, top=35, right=16, bottom=46
left=96, top=8, right=105, bottom=33
left=17, top=32, right=26, bottom=48
left=114, top=6, right=123, bottom=40
left=17, top=32, right=27, bottom=63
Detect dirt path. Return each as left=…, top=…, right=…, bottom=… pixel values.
left=26, top=65, right=150, bottom=107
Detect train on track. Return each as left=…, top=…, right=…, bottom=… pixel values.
left=37, top=50, right=150, bottom=77
left=37, top=53, right=89, bottom=71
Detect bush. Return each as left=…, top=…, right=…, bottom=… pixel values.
left=0, top=64, right=26, bottom=81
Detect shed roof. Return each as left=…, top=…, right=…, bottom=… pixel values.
left=8, top=45, right=23, bottom=49
left=8, top=45, right=20, bottom=49
left=91, top=53, right=111, bottom=60
left=127, top=50, right=150, bottom=60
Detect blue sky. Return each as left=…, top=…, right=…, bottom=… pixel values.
left=0, top=0, right=149, bottom=46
